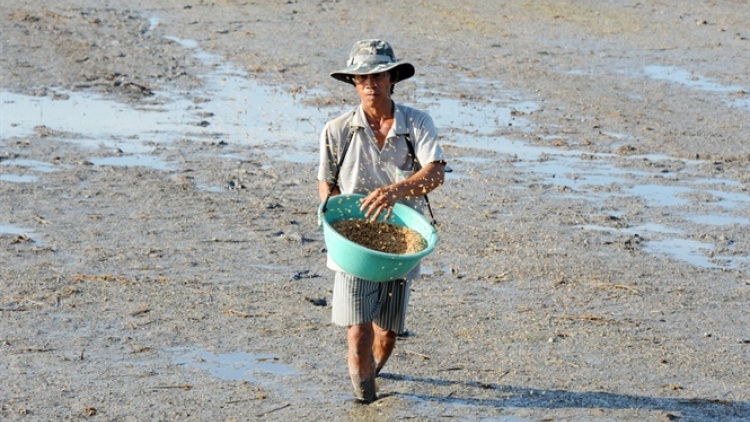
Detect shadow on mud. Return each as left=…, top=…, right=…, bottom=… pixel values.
left=380, top=373, right=750, bottom=419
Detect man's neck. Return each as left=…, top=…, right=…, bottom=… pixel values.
left=362, top=100, right=393, bottom=120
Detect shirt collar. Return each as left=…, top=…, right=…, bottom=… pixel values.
left=392, top=103, right=408, bottom=136
left=351, top=102, right=407, bottom=137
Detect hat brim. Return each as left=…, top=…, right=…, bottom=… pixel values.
left=330, top=61, right=415, bottom=85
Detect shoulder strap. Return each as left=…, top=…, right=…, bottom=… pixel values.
left=322, top=110, right=438, bottom=226
left=403, top=132, right=436, bottom=225
left=321, top=111, right=357, bottom=213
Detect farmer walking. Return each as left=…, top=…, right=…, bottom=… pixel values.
left=317, top=39, right=447, bottom=403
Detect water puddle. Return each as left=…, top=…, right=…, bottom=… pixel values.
left=89, top=155, right=175, bottom=170
left=0, top=223, right=35, bottom=236
left=626, top=185, right=692, bottom=207
left=704, top=190, right=750, bottom=208
left=1, top=158, right=60, bottom=173
left=459, top=136, right=749, bottom=270
left=625, top=184, right=750, bottom=209
left=581, top=223, right=683, bottom=236
left=581, top=222, right=748, bottom=270
left=171, top=347, right=295, bottom=382
left=0, top=174, right=38, bottom=183
left=0, top=158, right=58, bottom=181
left=164, top=36, right=330, bottom=145
left=644, top=65, right=744, bottom=93
left=445, top=136, right=561, bottom=158
left=1, top=90, right=178, bottom=140
left=643, top=239, right=720, bottom=269
left=264, top=148, right=318, bottom=164
left=686, top=215, right=750, bottom=226
left=644, top=65, right=748, bottom=110
left=0, top=40, right=330, bottom=150
left=147, top=17, right=161, bottom=32
left=420, top=95, right=537, bottom=136
left=527, top=158, right=650, bottom=188
left=693, top=177, right=743, bottom=188
left=195, top=183, right=223, bottom=192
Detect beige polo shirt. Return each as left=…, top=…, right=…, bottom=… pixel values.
left=318, top=102, right=446, bottom=213
left=318, top=102, right=446, bottom=278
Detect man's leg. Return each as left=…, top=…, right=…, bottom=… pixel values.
left=347, top=323, right=377, bottom=403
left=372, top=278, right=410, bottom=375
left=332, top=273, right=411, bottom=402
left=372, top=323, right=397, bottom=375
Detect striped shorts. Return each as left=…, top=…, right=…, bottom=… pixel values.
left=331, top=272, right=412, bottom=334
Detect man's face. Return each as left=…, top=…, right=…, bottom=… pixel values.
left=352, top=72, right=393, bottom=108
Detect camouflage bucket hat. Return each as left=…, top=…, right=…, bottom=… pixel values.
left=330, top=39, right=415, bottom=85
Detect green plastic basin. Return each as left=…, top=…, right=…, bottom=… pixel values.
left=318, top=193, right=438, bottom=282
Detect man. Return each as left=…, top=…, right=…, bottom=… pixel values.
left=318, top=39, right=446, bottom=403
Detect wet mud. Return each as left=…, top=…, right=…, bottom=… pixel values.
left=1, top=1, right=749, bottom=420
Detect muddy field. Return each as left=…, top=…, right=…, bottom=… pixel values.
left=1, top=1, right=749, bottom=421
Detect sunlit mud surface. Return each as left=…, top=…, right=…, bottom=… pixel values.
left=1, top=1, right=749, bottom=421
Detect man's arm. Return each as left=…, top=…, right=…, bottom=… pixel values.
left=318, top=180, right=340, bottom=202
left=360, top=161, right=445, bottom=221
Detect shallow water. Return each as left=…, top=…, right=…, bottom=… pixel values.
left=170, top=347, right=296, bottom=382
left=88, top=155, right=176, bottom=170
left=642, top=238, right=717, bottom=269
left=687, top=215, right=750, bottom=226
left=643, top=65, right=749, bottom=111
left=1, top=36, right=747, bottom=271
left=0, top=174, right=38, bottom=183
left=1, top=159, right=59, bottom=172
left=0, top=223, right=36, bottom=236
